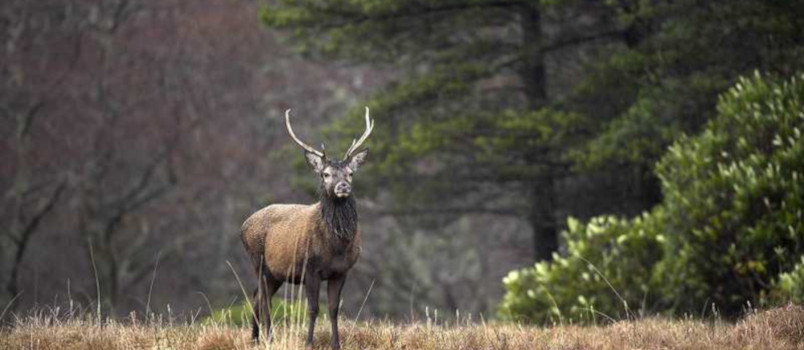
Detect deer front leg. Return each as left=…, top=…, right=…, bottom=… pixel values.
left=304, top=276, right=321, bottom=350
left=327, top=274, right=348, bottom=350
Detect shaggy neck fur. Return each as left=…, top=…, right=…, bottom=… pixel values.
left=319, top=193, right=358, bottom=241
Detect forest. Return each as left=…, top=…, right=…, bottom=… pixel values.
left=2, top=0, right=804, bottom=348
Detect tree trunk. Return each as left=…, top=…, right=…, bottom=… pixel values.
left=520, top=5, right=547, bottom=109
left=520, top=5, right=557, bottom=261
left=529, top=176, right=558, bottom=261
left=0, top=238, right=17, bottom=310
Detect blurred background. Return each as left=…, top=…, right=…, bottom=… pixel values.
left=1, top=0, right=803, bottom=324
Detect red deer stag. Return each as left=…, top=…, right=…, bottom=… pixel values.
left=241, top=107, right=373, bottom=349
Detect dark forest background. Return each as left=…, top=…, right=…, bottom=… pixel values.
left=2, top=0, right=803, bottom=323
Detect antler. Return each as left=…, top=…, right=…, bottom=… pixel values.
left=343, top=106, right=374, bottom=159
left=285, top=109, right=325, bottom=157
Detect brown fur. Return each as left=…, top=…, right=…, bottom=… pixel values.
left=241, top=199, right=361, bottom=350
left=241, top=202, right=361, bottom=283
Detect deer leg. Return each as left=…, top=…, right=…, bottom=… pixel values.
left=263, top=275, right=282, bottom=342
left=251, top=285, right=262, bottom=342
left=327, top=274, right=348, bottom=350
left=304, top=275, right=321, bottom=350
left=251, top=256, right=267, bottom=343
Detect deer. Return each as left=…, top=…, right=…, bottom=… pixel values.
left=240, top=107, right=373, bottom=349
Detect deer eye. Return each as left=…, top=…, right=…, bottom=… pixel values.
left=323, top=172, right=331, bottom=178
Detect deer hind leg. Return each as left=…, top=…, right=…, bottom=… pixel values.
left=251, top=285, right=262, bottom=342
left=251, top=256, right=278, bottom=343
left=249, top=254, right=264, bottom=343
left=262, top=271, right=282, bottom=342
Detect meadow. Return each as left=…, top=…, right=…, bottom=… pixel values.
left=2, top=304, right=803, bottom=350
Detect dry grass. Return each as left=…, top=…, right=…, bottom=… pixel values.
left=2, top=305, right=804, bottom=350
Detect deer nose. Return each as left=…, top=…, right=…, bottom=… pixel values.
left=334, top=182, right=351, bottom=197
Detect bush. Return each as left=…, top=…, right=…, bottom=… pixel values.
left=654, top=72, right=804, bottom=315
left=499, top=214, right=664, bottom=324
left=772, top=257, right=804, bottom=305
left=500, top=72, right=804, bottom=322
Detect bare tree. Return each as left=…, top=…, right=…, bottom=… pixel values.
left=0, top=0, right=84, bottom=311
left=1, top=0, right=383, bottom=317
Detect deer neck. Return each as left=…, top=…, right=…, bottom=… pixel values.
left=319, top=195, right=358, bottom=241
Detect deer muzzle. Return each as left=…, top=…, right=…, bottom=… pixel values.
left=334, top=182, right=351, bottom=198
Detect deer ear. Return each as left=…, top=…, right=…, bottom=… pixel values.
left=347, top=148, right=369, bottom=172
left=304, top=151, right=325, bottom=173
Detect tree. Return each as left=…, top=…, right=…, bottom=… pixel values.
left=1, top=0, right=384, bottom=317
left=262, top=0, right=623, bottom=262
left=572, top=0, right=804, bottom=172
left=0, top=0, right=82, bottom=311
left=261, top=0, right=804, bottom=319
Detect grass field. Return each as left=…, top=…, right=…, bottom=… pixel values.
left=2, top=304, right=803, bottom=349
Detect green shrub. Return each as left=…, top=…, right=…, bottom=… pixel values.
left=500, top=72, right=804, bottom=322
left=655, top=72, right=804, bottom=316
left=499, top=213, right=664, bottom=324
left=772, top=257, right=804, bottom=305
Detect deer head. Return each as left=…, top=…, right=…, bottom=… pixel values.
left=285, top=107, right=373, bottom=199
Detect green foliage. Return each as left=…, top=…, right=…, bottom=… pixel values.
left=202, top=298, right=310, bottom=327
left=499, top=213, right=664, bottom=324
left=328, top=99, right=586, bottom=214
left=263, top=0, right=804, bottom=218
left=654, top=72, right=804, bottom=315
left=772, top=257, right=804, bottom=305
left=501, top=72, right=804, bottom=322
left=260, top=0, right=521, bottom=63
left=573, top=0, right=804, bottom=170
left=571, top=93, right=683, bottom=169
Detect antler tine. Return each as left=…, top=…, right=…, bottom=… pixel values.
left=285, top=109, right=324, bottom=157
left=344, top=106, right=374, bottom=159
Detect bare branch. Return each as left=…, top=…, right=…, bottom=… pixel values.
left=19, top=180, right=66, bottom=240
